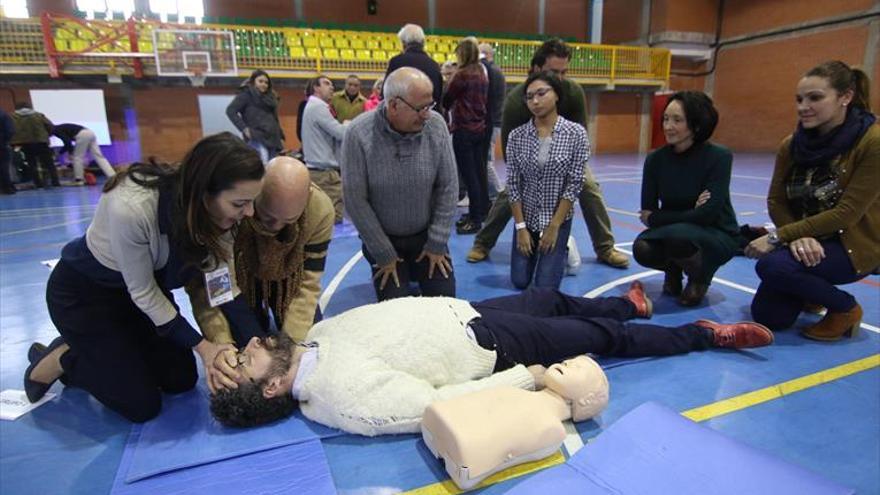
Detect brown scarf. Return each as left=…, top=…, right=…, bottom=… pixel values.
left=234, top=211, right=309, bottom=326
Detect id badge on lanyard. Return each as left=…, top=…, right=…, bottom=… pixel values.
left=204, top=266, right=234, bottom=307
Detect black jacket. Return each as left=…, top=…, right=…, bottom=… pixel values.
left=52, top=123, right=85, bottom=154
left=386, top=45, right=444, bottom=107
left=226, top=85, right=284, bottom=151
left=481, top=59, right=506, bottom=128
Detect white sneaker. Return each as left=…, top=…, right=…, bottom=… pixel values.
left=565, top=236, right=582, bottom=276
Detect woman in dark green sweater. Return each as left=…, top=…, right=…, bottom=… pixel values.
left=634, top=91, right=743, bottom=306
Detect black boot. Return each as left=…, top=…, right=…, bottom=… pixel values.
left=662, top=265, right=683, bottom=296
left=673, top=250, right=709, bottom=306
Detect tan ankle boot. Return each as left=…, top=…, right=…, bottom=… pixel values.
left=802, top=303, right=863, bottom=341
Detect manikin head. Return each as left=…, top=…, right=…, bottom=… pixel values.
left=543, top=355, right=609, bottom=422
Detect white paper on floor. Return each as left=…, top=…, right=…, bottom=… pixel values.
left=0, top=390, right=57, bottom=420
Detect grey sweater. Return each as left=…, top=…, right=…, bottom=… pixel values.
left=302, top=96, right=347, bottom=170
left=341, top=103, right=458, bottom=266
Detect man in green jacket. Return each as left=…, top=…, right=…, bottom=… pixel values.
left=467, top=39, right=629, bottom=269
left=330, top=75, right=367, bottom=123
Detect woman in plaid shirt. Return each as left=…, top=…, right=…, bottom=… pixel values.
left=507, top=71, right=588, bottom=289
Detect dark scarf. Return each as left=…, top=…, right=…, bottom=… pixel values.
left=790, top=107, right=876, bottom=167
left=247, top=85, right=278, bottom=111
left=234, top=204, right=309, bottom=326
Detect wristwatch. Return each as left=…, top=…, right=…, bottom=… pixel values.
left=514, top=222, right=527, bottom=231
left=767, top=231, right=780, bottom=246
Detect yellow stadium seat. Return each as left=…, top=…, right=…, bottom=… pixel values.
left=319, top=37, right=334, bottom=48
left=372, top=50, right=387, bottom=61
left=424, top=41, right=435, bottom=52
left=334, top=38, right=348, bottom=49
left=356, top=49, right=371, bottom=60
left=306, top=47, right=322, bottom=58
left=302, top=35, right=318, bottom=47
left=366, top=39, right=379, bottom=50
left=286, top=35, right=302, bottom=46
left=323, top=48, right=339, bottom=59
left=351, top=39, right=365, bottom=49
left=432, top=52, right=445, bottom=64
left=289, top=46, right=306, bottom=58
left=381, top=40, right=396, bottom=51
left=340, top=48, right=356, bottom=60
left=447, top=53, right=457, bottom=63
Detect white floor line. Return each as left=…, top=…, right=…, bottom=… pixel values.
left=732, top=174, right=771, bottom=181
left=737, top=211, right=757, bottom=216
left=582, top=270, right=661, bottom=298
left=318, top=251, right=363, bottom=312
left=730, top=191, right=767, bottom=199
left=0, top=216, right=93, bottom=236
left=562, top=421, right=583, bottom=456
left=605, top=207, right=640, bottom=218
left=0, top=204, right=98, bottom=214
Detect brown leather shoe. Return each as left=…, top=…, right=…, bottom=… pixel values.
left=695, top=319, right=774, bottom=349
left=623, top=280, right=653, bottom=319
left=802, top=303, right=862, bottom=341
left=598, top=249, right=629, bottom=269
left=679, top=281, right=709, bottom=307
left=466, top=245, right=489, bottom=263
left=662, top=268, right=683, bottom=296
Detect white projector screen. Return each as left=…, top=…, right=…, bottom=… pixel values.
left=29, top=89, right=112, bottom=147
left=197, top=94, right=242, bottom=138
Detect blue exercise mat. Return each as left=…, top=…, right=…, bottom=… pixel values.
left=506, top=402, right=854, bottom=495
left=111, top=427, right=335, bottom=495
left=124, top=383, right=344, bottom=483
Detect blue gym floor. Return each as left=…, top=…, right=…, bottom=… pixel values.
left=1, top=153, right=878, bottom=494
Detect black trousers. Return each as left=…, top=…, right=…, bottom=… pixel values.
left=452, top=129, right=490, bottom=223
left=362, top=230, right=456, bottom=302
left=20, top=142, right=59, bottom=187
left=470, top=288, right=712, bottom=370
left=46, top=260, right=197, bottom=423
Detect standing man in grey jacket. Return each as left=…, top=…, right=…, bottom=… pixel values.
left=303, top=75, right=348, bottom=223
left=341, top=67, right=458, bottom=301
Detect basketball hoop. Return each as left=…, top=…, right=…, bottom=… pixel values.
left=187, top=68, right=206, bottom=87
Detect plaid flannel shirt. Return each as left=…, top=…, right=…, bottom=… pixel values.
left=505, top=116, right=589, bottom=232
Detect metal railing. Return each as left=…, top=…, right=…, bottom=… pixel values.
left=0, top=15, right=670, bottom=86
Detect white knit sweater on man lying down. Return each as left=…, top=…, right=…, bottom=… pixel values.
left=299, top=296, right=535, bottom=436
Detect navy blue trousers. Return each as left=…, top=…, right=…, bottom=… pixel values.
left=469, top=288, right=712, bottom=370
left=751, top=239, right=867, bottom=331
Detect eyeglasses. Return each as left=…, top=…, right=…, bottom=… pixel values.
left=524, top=87, right=554, bottom=102
left=396, top=96, right=437, bottom=114
left=235, top=351, right=256, bottom=384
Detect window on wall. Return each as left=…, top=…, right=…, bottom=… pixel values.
left=0, top=0, right=29, bottom=18
left=75, top=0, right=135, bottom=19
left=149, top=0, right=204, bottom=24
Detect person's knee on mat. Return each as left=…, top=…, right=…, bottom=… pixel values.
left=115, top=391, right=163, bottom=423
left=632, top=239, right=664, bottom=269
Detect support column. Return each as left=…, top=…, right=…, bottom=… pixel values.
left=863, top=15, right=879, bottom=80
left=538, top=0, right=546, bottom=35
left=590, top=0, right=603, bottom=43
left=588, top=92, right=599, bottom=150
left=427, top=0, right=436, bottom=30
left=294, top=0, right=303, bottom=21
left=638, top=92, right=652, bottom=154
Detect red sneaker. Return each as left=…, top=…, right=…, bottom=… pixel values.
left=624, top=280, right=653, bottom=319
left=696, top=319, right=774, bottom=349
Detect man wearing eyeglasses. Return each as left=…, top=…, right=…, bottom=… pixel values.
left=341, top=67, right=458, bottom=302
left=466, top=39, right=630, bottom=270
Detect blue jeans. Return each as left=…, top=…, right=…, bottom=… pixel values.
left=248, top=140, right=277, bottom=164
left=511, top=219, right=572, bottom=290
left=751, top=239, right=867, bottom=330
left=470, top=288, right=712, bottom=369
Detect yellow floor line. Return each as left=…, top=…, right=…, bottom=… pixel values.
left=683, top=353, right=880, bottom=422
left=402, top=354, right=880, bottom=494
